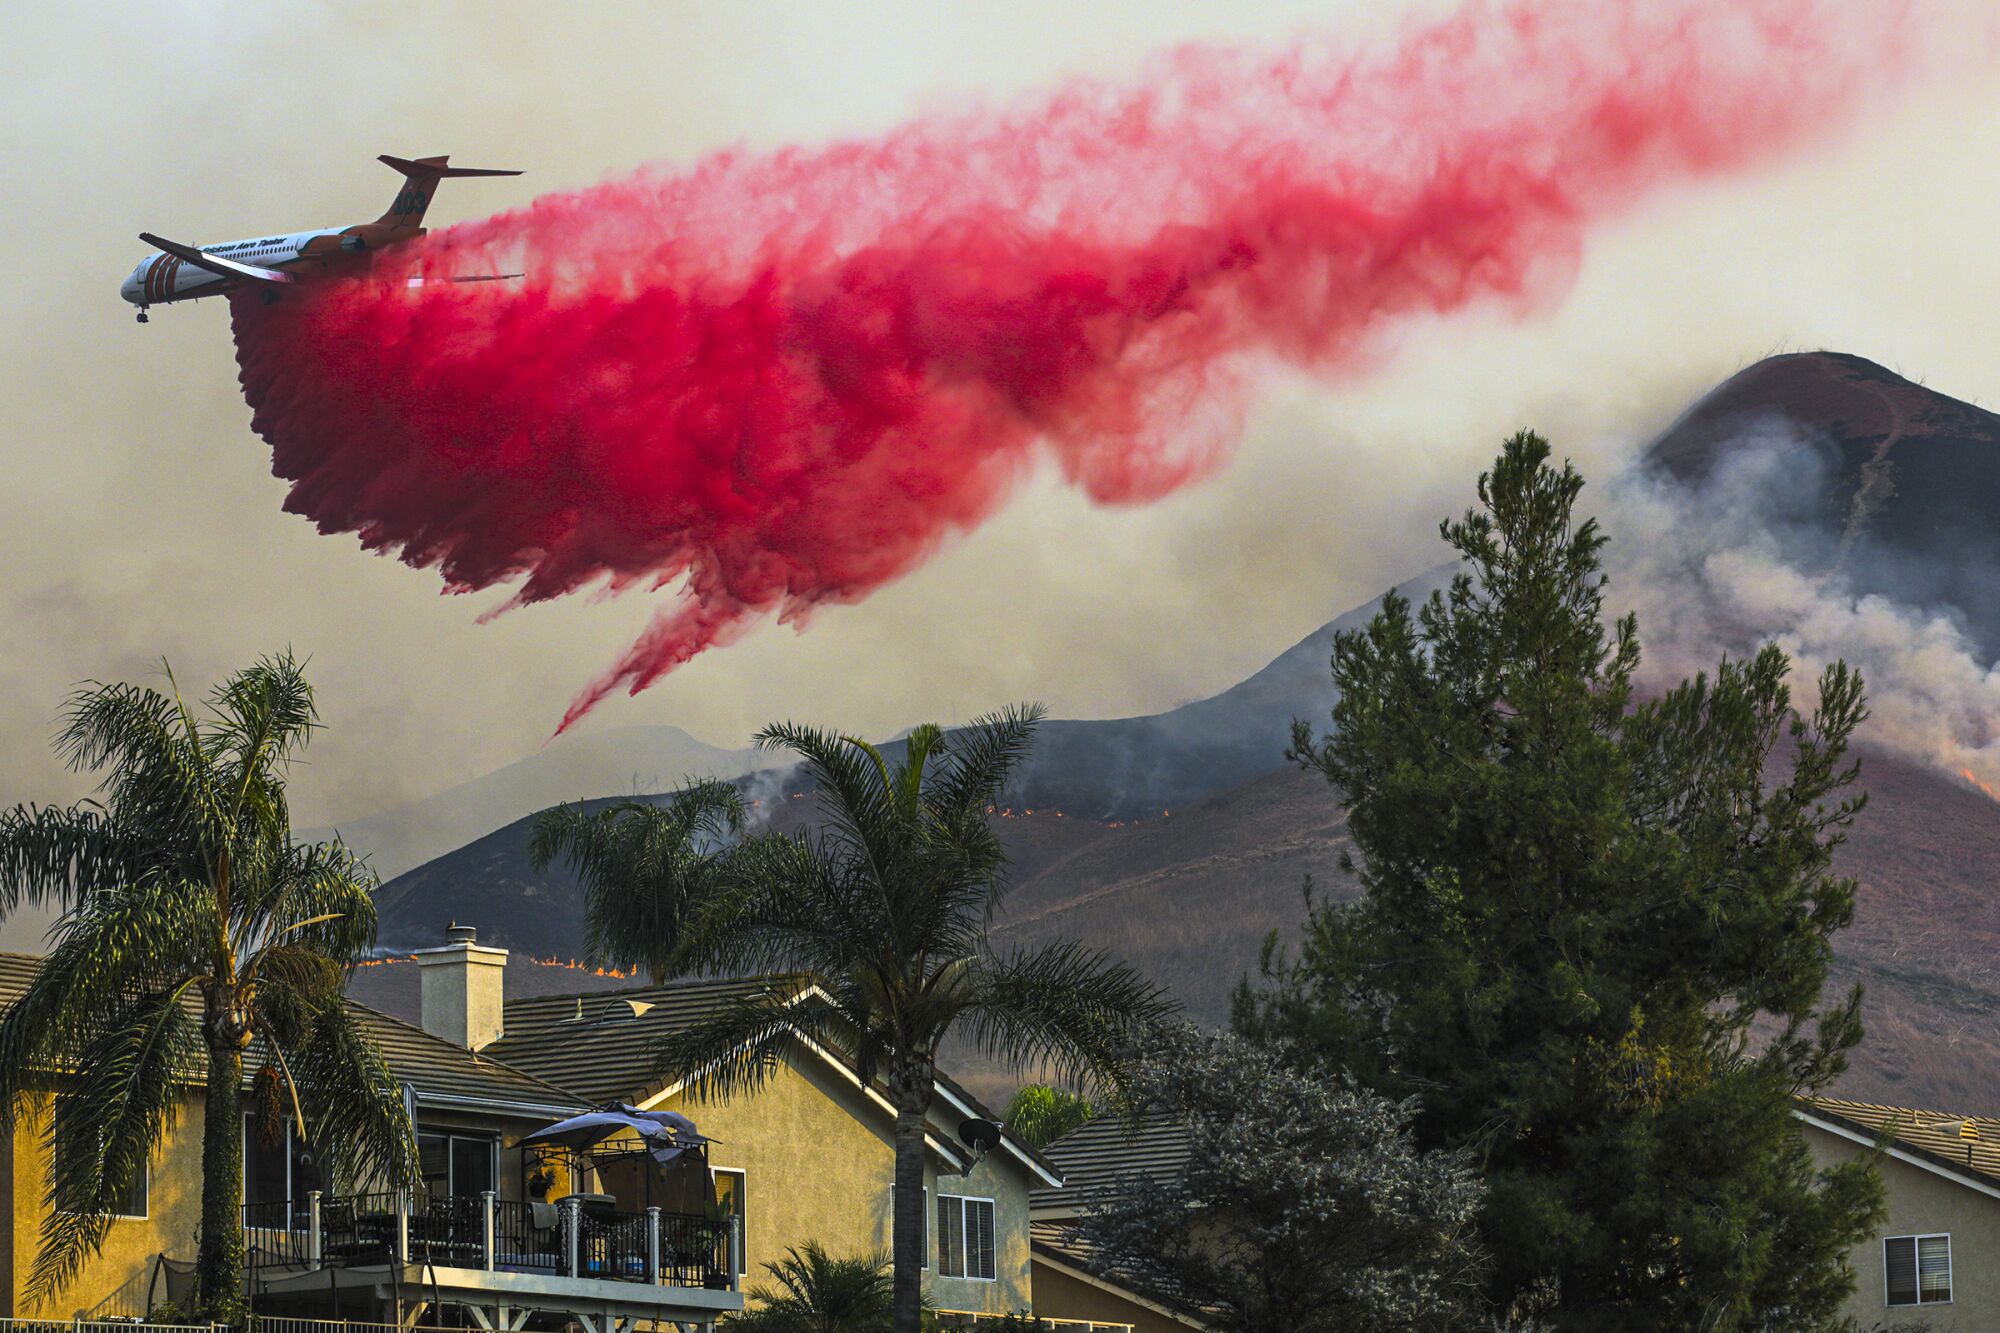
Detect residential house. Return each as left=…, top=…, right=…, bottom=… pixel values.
left=1, top=918, right=1097, bottom=1331
left=0, top=939, right=748, bottom=1332
left=1028, top=1115, right=1208, bottom=1333
left=1799, top=1095, right=2000, bottom=1329
left=483, top=966, right=1063, bottom=1324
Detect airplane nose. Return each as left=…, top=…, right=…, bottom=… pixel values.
left=120, top=266, right=144, bottom=305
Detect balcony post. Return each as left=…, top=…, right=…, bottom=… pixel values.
left=645, top=1205, right=662, bottom=1283
left=395, top=1188, right=410, bottom=1263
left=482, top=1189, right=497, bottom=1271
left=307, top=1189, right=323, bottom=1269
left=730, top=1214, right=745, bottom=1290
left=562, top=1196, right=580, bottom=1279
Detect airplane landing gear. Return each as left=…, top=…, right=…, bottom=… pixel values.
left=135, top=309, right=149, bottom=324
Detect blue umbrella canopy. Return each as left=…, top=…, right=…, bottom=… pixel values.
left=521, top=1102, right=708, bottom=1167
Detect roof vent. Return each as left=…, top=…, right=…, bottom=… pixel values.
left=446, top=922, right=478, bottom=945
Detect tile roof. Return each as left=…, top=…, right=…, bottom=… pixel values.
left=347, top=1003, right=584, bottom=1112
left=1803, top=1095, right=2000, bottom=1188
left=487, top=975, right=783, bottom=1105
left=0, top=950, right=580, bottom=1115
left=487, top=975, right=1063, bottom=1184
left=1030, top=1220, right=1216, bottom=1328
left=1033, top=1112, right=1190, bottom=1214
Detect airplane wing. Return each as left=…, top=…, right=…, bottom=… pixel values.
left=139, top=233, right=295, bottom=285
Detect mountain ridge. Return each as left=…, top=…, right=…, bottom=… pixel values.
left=357, top=350, right=2000, bottom=1113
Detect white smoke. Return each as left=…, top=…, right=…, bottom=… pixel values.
left=1602, top=423, right=2000, bottom=796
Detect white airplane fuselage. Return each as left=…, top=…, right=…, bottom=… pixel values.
left=119, top=226, right=359, bottom=309
left=121, top=154, right=521, bottom=322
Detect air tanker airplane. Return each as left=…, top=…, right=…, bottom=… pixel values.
left=120, top=154, right=520, bottom=323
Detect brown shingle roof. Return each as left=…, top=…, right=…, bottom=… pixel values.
left=347, top=1002, right=584, bottom=1112
left=1803, top=1095, right=2000, bottom=1187
left=488, top=976, right=1063, bottom=1184
left=0, top=950, right=580, bottom=1114
left=1033, top=1112, right=1189, bottom=1214
left=487, top=976, right=782, bottom=1105
left=1030, top=1219, right=1216, bottom=1327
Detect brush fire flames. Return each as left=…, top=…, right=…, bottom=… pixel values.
left=226, top=0, right=1931, bottom=732
left=356, top=953, right=638, bottom=979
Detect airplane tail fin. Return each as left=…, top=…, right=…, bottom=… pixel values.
left=376, top=154, right=522, bottom=230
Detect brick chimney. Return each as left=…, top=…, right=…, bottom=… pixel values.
left=414, top=922, right=508, bottom=1050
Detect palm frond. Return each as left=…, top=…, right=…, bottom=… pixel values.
left=739, top=1241, right=895, bottom=1331
left=0, top=900, right=212, bottom=1148
left=656, top=989, right=860, bottom=1104
left=959, top=943, right=1176, bottom=1094
left=931, top=703, right=1046, bottom=818
left=27, top=984, right=199, bottom=1307
left=532, top=781, right=745, bottom=977
left=754, top=722, right=903, bottom=870
left=0, top=803, right=136, bottom=916
left=212, top=652, right=320, bottom=842
left=236, top=839, right=378, bottom=967
left=272, top=1001, right=417, bottom=1191
left=676, top=837, right=864, bottom=979
left=57, top=677, right=221, bottom=852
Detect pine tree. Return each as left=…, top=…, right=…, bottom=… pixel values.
left=1238, top=433, right=1882, bottom=1330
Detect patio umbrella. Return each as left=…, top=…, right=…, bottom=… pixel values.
left=520, top=1102, right=708, bottom=1168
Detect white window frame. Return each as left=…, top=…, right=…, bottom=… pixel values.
left=713, top=1166, right=747, bottom=1253
left=1883, top=1232, right=1952, bottom=1307
left=55, top=1094, right=149, bottom=1220
left=935, top=1192, right=997, bottom=1282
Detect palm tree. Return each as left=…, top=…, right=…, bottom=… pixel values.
left=657, top=705, right=1175, bottom=1333
left=729, top=1241, right=896, bottom=1332
left=1001, top=1085, right=1094, bottom=1151
left=528, top=779, right=746, bottom=981
left=0, top=655, right=417, bottom=1316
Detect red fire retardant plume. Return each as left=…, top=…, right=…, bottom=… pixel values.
left=229, top=0, right=1927, bottom=732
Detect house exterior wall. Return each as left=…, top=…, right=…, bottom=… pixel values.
left=1804, top=1119, right=2000, bottom=1329
left=1031, top=1257, right=1194, bottom=1333
left=656, top=1054, right=1035, bottom=1316
left=3, top=1089, right=208, bottom=1319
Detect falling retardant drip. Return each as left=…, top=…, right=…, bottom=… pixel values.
left=227, top=0, right=1937, bottom=733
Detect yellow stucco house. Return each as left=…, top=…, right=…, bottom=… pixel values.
left=0, top=927, right=1102, bottom=1331
left=1799, top=1096, right=2000, bottom=1329
left=484, top=952, right=1065, bottom=1323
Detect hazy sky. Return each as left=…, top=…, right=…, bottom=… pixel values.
left=4, top=0, right=1997, bottom=842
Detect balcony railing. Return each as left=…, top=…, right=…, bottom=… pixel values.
left=243, top=1191, right=740, bottom=1293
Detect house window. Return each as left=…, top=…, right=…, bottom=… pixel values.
left=418, top=1129, right=497, bottom=1199
left=713, top=1166, right=746, bottom=1219
left=936, top=1194, right=995, bottom=1281
left=1885, top=1234, right=1951, bottom=1306
left=714, top=1167, right=746, bottom=1258
left=243, top=1115, right=319, bottom=1210
left=54, top=1094, right=147, bottom=1218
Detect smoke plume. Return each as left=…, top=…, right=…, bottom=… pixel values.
left=1606, top=432, right=2000, bottom=799
left=228, top=0, right=1931, bottom=731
